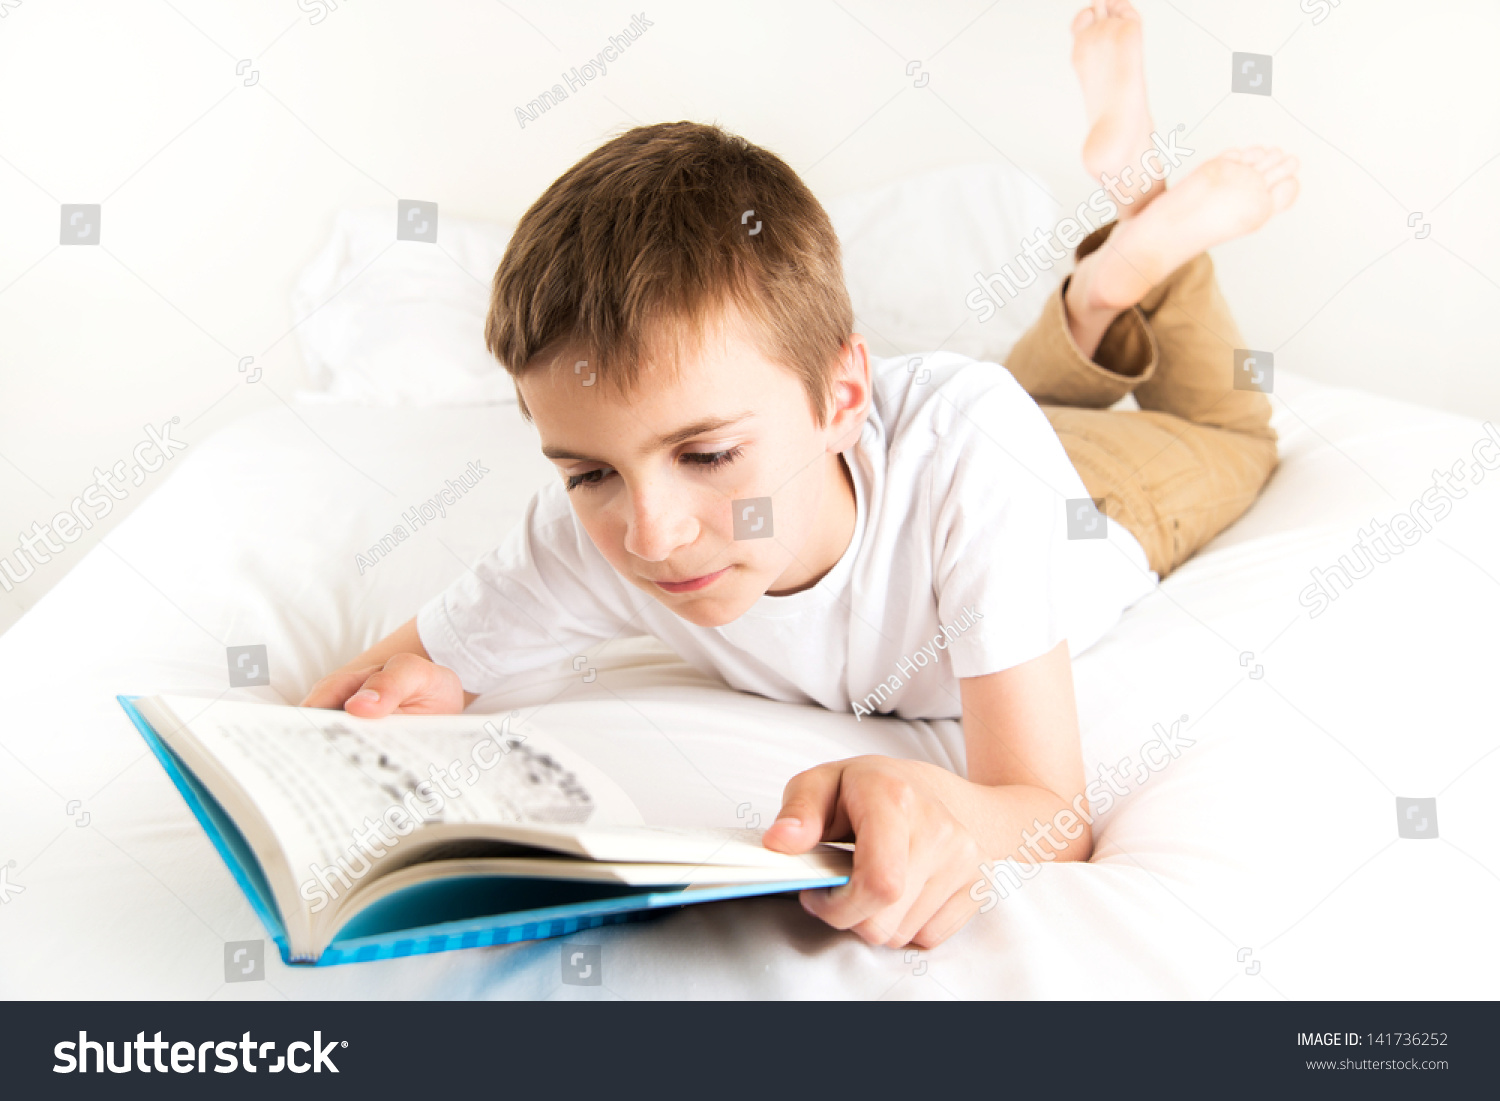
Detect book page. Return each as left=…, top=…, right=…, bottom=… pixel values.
left=152, top=696, right=642, bottom=890
left=565, top=824, right=849, bottom=867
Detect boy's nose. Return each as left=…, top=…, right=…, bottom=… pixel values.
left=622, top=488, right=698, bottom=563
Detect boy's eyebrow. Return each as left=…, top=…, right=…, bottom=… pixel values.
left=541, top=412, right=754, bottom=462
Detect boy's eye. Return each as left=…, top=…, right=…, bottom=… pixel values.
left=563, top=447, right=742, bottom=492
left=681, top=446, right=743, bottom=471
left=564, top=468, right=612, bottom=492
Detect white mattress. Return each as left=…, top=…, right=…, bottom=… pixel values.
left=2, top=369, right=1496, bottom=1000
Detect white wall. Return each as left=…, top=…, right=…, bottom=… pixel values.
left=2, top=0, right=1497, bottom=635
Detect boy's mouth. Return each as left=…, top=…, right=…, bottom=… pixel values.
left=652, top=566, right=731, bottom=594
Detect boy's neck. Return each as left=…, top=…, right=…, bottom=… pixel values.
left=765, top=451, right=857, bottom=598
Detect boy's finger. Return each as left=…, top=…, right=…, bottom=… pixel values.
left=299, top=668, right=378, bottom=709
left=883, top=867, right=974, bottom=948
left=761, top=763, right=844, bottom=853
left=911, top=889, right=982, bottom=950
left=343, top=655, right=433, bottom=717
left=805, top=800, right=911, bottom=933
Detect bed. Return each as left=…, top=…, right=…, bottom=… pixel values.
left=2, top=166, right=1496, bottom=999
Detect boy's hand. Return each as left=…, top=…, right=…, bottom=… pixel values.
left=299, top=652, right=468, bottom=717
left=761, top=755, right=986, bottom=950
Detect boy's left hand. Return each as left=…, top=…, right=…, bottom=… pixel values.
left=761, top=755, right=986, bottom=950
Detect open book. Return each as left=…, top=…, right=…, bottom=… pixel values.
left=117, top=694, right=851, bottom=966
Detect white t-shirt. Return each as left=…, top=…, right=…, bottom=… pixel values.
left=417, top=352, right=1158, bottom=721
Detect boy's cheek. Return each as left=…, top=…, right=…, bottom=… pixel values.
left=570, top=512, right=634, bottom=576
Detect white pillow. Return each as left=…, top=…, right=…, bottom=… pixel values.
left=827, top=162, right=1064, bottom=363
left=292, top=163, right=1061, bottom=404
left=291, top=206, right=516, bottom=405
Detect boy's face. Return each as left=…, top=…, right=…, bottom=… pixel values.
left=519, top=307, right=871, bottom=628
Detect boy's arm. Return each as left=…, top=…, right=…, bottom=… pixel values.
left=762, top=640, right=1091, bottom=949
left=958, top=638, right=1091, bottom=833
left=299, top=616, right=478, bottom=715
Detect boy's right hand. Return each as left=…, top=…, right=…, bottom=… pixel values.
left=299, top=652, right=469, bottom=717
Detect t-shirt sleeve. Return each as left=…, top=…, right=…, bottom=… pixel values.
left=416, top=481, right=647, bottom=695
left=931, top=370, right=1152, bottom=679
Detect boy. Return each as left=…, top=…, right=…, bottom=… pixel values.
left=302, top=0, right=1298, bottom=950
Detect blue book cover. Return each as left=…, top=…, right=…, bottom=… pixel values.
left=116, top=694, right=848, bottom=967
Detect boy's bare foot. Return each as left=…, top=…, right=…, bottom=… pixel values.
left=1072, top=0, right=1158, bottom=217
left=1065, top=147, right=1300, bottom=352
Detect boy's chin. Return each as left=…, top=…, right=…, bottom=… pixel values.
left=651, top=585, right=763, bottom=628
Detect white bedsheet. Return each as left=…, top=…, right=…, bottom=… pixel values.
left=2, top=370, right=1496, bottom=1000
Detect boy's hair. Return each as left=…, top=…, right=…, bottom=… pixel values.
left=485, top=121, right=854, bottom=424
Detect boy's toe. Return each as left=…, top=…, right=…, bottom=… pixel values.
left=1268, top=175, right=1301, bottom=212
left=1249, top=145, right=1284, bottom=172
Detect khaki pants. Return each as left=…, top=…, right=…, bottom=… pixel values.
left=1005, top=222, right=1278, bottom=579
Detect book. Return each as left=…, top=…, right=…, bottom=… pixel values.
left=116, top=694, right=851, bottom=967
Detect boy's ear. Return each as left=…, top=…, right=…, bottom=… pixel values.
left=824, top=334, right=872, bottom=452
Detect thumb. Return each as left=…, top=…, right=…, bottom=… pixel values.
left=761, top=762, right=845, bottom=854
left=344, top=653, right=438, bottom=717
left=299, top=667, right=378, bottom=710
